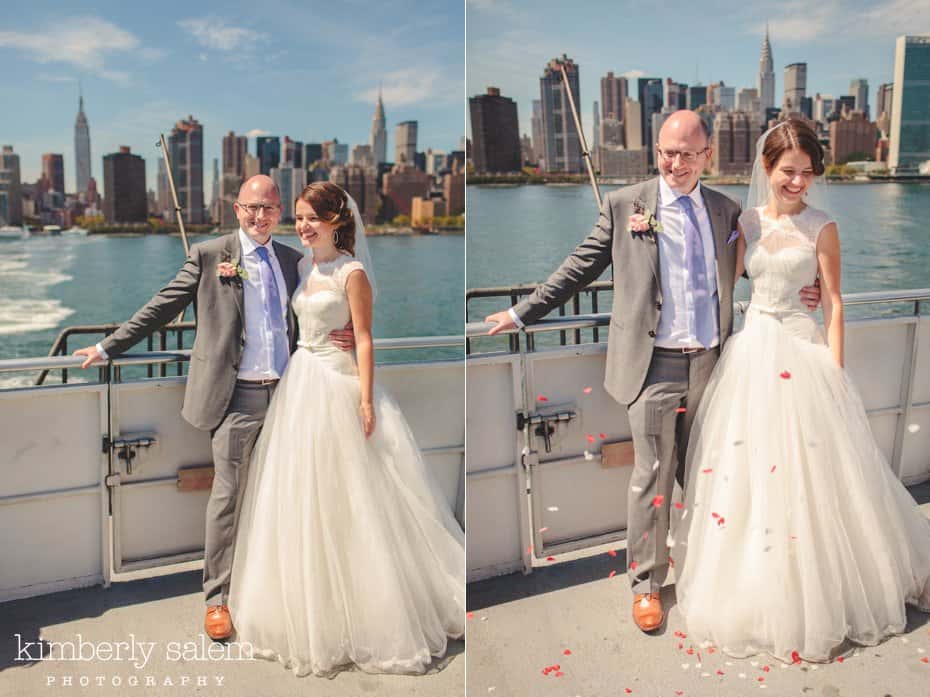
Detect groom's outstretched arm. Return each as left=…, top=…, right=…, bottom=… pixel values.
left=486, top=196, right=615, bottom=335
left=74, top=248, right=202, bottom=368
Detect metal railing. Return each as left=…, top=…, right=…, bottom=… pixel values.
left=0, top=333, right=465, bottom=385
left=466, top=280, right=613, bottom=353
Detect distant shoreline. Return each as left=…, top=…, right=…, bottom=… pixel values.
left=85, top=225, right=464, bottom=237
left=468, top=174, right=930, bottom=187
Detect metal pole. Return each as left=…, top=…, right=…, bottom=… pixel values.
left=559, top=63, right=602, bottom=210
left=157, top=134, right=190, bottom=324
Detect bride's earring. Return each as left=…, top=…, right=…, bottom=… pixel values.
left=333, top=230, right=340, bottom=246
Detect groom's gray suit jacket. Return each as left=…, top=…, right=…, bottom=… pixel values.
left=101, top=232, right=304, bottom=431
left=513, top=177, right=742, bottom=406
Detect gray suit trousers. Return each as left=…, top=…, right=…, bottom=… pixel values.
left=625, top=348, right=718, bottom=594
left=203, top=382, right=276, bottom=606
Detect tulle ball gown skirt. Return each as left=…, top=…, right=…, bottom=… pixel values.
left=228, top=346, right=465, bottom=676
left=675, top=307, right=930, bottom=662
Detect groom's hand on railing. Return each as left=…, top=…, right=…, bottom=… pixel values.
left=73, top=345, right=103, bottom=369
left=799, top=277, right=822, bottom=311
left=485, top=310, right=516, bottom=336
left=329, top=321, right=356, bottom=352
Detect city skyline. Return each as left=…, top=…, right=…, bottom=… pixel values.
left=467, top=0, right=928, bottom=139
left=1, top=0, right=464, bottom=192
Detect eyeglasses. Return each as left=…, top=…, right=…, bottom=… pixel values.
left=656, top=147, right=710, bottom=163
left=236, top=202, right=280, bottom=215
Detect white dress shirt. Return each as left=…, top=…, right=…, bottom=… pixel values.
left=654, top=177, right=719, bottom=349
left=507, top=179, right=720, bottom=347
left=237, top=229, right=290, bottom=380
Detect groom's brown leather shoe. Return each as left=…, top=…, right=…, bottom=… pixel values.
left=205, top=605, right=232, bottom=641
left=632, top=593, right=665, bottom=632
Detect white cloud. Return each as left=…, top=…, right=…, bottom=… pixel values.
left=622, top=69, right=646, bottom=79
left=751, top=0, right=929, bottom=43
left=355, top=68, right=459, bottom=107
left=36, top=73, right=76, bottom=83
left=0, top=17, right=146, bottom=85
left=245, top=129, right=270, bottom=138
left=178, top=17, right=267, bottom=52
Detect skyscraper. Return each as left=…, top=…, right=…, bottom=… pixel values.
left=283, top=136, right=304, bottom=169
left=624, top=97, right=643, bottom=151
left=222, top=131, right=248, bottom=178
left=395, top=121, right=418, bottom=166
left=758, top=26, right=775, bottom=112
left=167, top=115, right=205, bottom=224
left=42, top=153, right=65, bottom=194
left=638, top=78, right=663, bottom=165
left=876, top=82, right=894, bottom=137
left=156, top=156, right=170, bottom=217
left=890, top=35, right=930, bottom=172
left=592, top=100, right=600, bottom=169
left=256, top=136, right=281, bottom=176
left=329, top=165, right=378, bottom=224
left=784, top=63, right=807, bottom=113
left=103, top=147, right=147, bottom=223
left=74, top=93, right=91, bottom=195
left=370, top=89, right=387, bottom=166
left=540, top=55, right=582, bottom=173
left=531, top=100, right=544, bottom=168
left=469, top=87, right=521, bottom=173
left=600, top=72, right=628, bottom=120
left=849, top=79, right=870, bottom=119
left=270, top=163, right=307, bottom=222
left=687, top=85, right=708, bottom=110
left=0, top=145, right=22, bottom=226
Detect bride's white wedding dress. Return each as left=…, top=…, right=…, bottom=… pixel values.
left=228, top=254, right=465, bottom=676
left=675, top=205, right=930, bottom=662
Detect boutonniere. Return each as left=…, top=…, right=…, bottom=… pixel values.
left=628, top=198, right=664, bottom=240
left=217, top=261, right=249, bottom=283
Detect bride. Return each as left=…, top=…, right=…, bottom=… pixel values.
left=228, top=182, right=465, bottom=676
left=674, top=119, right=930, bottom=662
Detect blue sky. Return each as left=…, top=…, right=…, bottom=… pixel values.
left=1, top=0, right=464, bottom=195
left=467, top=0, right=929, bottom=138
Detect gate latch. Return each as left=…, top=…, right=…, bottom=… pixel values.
left=109, top=435, right=156, bottom=475
left=516, top=409, right=577, bottom=453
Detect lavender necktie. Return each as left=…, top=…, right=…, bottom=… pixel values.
left=255, top=245, right=289, bottom=375
left=677, top=195, right=715, bottom=348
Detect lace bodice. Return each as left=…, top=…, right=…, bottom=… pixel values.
left=291, top=254, right=366, bottom=375
left=741, top=205, right=834, bottom=315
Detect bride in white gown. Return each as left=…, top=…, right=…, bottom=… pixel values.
left=675, top=120, right=930, bottom=662
left=228, top=182, right=465, bottom=676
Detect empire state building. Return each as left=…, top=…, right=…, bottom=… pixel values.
left=74, top=93, right=92, bottom=195
left=757, top=25, right=775, bottom=113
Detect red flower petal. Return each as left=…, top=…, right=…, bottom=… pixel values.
left=837, top=656, right=845, bottom=663
left=686, top=648, right=694, bottom=655
left=758, top=677, right=765, bottom=682
left=652, top=495, right=666, bottom=507
left=716, top=670, right=725, bottom=676
left=922, top=657, right=929, bottom=663
left=780, top=371, right=791, bottom=379
left=791, top=650, right=801, bottom=664
left=625, top=689, right=633, bottom=694
left=630, top=561, right=638, bottom=570
left=676, top=407, right=687, bottom=413
left=770, top=465, right=777, bottom=473
left=702, top=468, right=713, bottom=474
left=546, top=556, right=556, bottom=561
left=599, top=433, right=607, bottom=439
left=587, top=434, right=595, bottom=443
left=762, top=666, right=770, bottom=673
left=607, top=549, right=617, bottom=557
left=717, top=516, right=726, bottom=526
left=674, top=502, right=684, bottom=509
left=608, top=570, right=617, bottom=578
left=563, top=649, right=572, bottom=655
left=711, top=512, right=720, bottom=519
left=583, top=387, right=593, bottom=394
left=669, top=556, right=675, bottom=567
left=678, top=642, right=683, bottom=649
left=466, top=612, right=475, bottom=620
left=707, top=648, right=716, bottom=654
left=555, top=671, right=564, bottom=677
left=554, top=664, right=560, bottom=671
left=537, top=394, right=549, bottom=402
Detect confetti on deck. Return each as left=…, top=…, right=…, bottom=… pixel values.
left=563, top=649, right=572, bottom=655
left=674, top=502, right=684, bottom=509
left=587, top=434, right=595, bottom=443
left=630, top=561, right=638, bottom=570
left=653, top=495, right=666, bottom=507
left=599, top=432, right=607, bottom=439
left=791, top=651, right=801, bottom=664
left=836, top=656, right=845, bottom=663
left=546, top=556, right=556, bottom=561
left=608, top=570, right=617, bottom=578
left=922, top=657, right=929, bottom=664
left=607, top=549, right=617, bottom=557
left=780, top=371, right=791, bottom=379
left=583, top=386, right=593, bottom=394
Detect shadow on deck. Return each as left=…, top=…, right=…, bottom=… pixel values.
left=1, top=569, right=463, bottom=697
left=466, top=483, right=930, bottom=697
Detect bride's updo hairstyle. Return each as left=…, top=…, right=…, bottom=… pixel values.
left=296, top=182, right=356, bottom=254
left=761, top=119, right=825, bottom=176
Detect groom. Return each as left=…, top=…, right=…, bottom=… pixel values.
left=486, top=111, right=819, bottom=632
left=74, top=174, right=352, bottom=640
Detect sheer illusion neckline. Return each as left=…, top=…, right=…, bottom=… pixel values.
left=759, top=204, right=810, bottom=221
